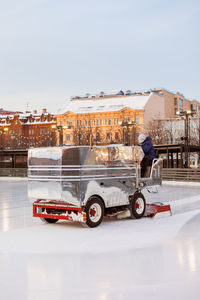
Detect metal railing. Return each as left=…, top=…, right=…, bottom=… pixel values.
left=0, top=168, right=27, bottom=177
left=163, top=168, right=200, bottom=182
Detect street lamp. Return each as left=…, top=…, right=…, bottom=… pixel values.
left=176, top=110, right=195, bottom=167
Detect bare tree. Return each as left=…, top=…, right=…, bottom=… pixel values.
left=145, top=120, right=167, bottom=145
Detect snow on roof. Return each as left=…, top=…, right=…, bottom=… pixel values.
left=59, top=93, right=156, bottom=114
left=24, top=120, right=56, bottom=125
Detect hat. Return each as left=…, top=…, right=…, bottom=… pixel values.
left=138, top=133, right=146, bottom=144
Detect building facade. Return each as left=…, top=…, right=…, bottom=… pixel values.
left=154, top=88, right=200, bottom=117
left=0, top=109, right=57, bottom=150
left=56, top=91, right=166, bottom=145
left=56, top=88, right=200, bottom=146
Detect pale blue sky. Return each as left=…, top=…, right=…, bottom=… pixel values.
left=0, top=0, right=200, bottom=113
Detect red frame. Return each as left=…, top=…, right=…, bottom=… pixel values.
left=33, top=199, right=86, bottom=222
left=146, top=203, right=172, bottom=218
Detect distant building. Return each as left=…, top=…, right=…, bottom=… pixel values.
left=0, top=109, right=57, bottom=150
left=56, top=88, right=200, bottom=146
left=154, top=88, right=200, bottom=117
left=0, top=108, right=22, bottom=115
left=56, top=91, right=165, bottom=145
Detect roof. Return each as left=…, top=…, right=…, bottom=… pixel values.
left=59, top=93, right=159, bottom=115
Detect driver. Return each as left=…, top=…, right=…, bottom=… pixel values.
left=138, top=134, right=156, bottom=177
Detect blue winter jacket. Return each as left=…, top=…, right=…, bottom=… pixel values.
left=141, top=136, right=156, bottom=159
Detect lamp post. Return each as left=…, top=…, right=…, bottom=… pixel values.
left=176, top=110, right=195, bottom=168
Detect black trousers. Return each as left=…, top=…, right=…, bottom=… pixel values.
left=141, top=157, right=153, bottom=177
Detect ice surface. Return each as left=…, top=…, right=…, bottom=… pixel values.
left=0, top=179, right=200, bottom=299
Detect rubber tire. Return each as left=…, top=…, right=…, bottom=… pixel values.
left=38, top=207, right=59, bottom=224
left=130, top=193, right=146, bottom=219
left=85, top=197, right=104, bottom=228
left=43, top=218, right=59, bottom=223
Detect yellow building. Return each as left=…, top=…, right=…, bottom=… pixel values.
left=56, top=89, right=200, bottom=146
left=56, top=91, right=164, bottom=145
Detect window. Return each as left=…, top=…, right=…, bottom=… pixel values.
left=100, top=119, right=102, bottom=126
left=106, top=132, right=111, bottom=140
left=179, top=98, right=183, bottom=107
left=96, top=119, right=99, bottom=126
left=96, top=132, right=100, bottom=143
left=105, top=119, right=108, bottom=125
left=174, top=108, right=177, bottom=115
left=115, top=132, right=119, bottom=140
left=174, top=98, right=177, bottom=105
left=125, top=117, right=130, bottom=123
left=67, top=121, right=73, bottom=127
left=66, top=134, right=70, bottom=141
left=93, top=120, right=96, bottom=126
left=114, top=118, right=117, bottom=125
left=135, top=115, right=139, bottom=124
left=85, top=120, right=88, bottom=127
left=108, top=119, right=111, bottom=125
left=89, top=120, right=91, bottom=127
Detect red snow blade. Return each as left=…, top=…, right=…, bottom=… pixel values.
left=146, top=203, right=172, bottom=218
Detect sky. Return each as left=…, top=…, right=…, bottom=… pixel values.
left=0, top=0, right=200, bottom=113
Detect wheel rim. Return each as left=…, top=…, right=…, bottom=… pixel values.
left=89, top=203, right=102, bottom=223
left=135, top=198, right=145, bottom=215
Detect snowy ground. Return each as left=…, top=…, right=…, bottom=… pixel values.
left=0, top=179, right=200, bottom=299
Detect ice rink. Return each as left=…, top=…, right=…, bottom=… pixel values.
left=0, top=178, right=200, bottom=300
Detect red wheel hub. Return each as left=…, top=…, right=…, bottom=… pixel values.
left=135, top=201, right=140, bottom=209
left=90, top=208, right=96, bottom=217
